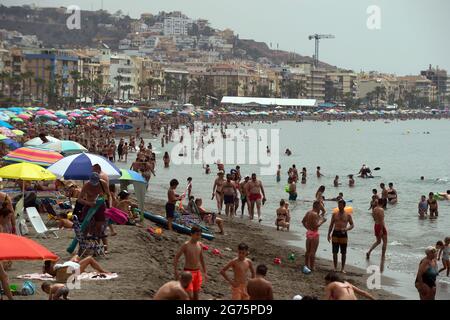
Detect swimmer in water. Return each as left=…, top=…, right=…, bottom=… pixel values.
left=348, top=175, right=355, bottom=187
left=316, top=166, right=324, bottom=178
left=418, top=195, right=428, bottom=218
left=333, top=176, right=341, bottom=187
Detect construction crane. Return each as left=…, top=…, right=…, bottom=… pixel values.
left=308, top=34, right=335, bottom=68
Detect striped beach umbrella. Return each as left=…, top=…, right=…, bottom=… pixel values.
left=38, top=140, right=88, bottom=155
left=3, top=147, right=64, bottom=167
left=48, top=153, right=121, bottom=180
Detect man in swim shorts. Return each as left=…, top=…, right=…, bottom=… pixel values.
left=366, top=198, right=387, bottom=272
left=247, top=264, right=273, bottom=300
left=287, top=177, right=297, bottom=201
left=302, top=201, right=327, bottom=272
left=239, top=176, right=250, bottom=216
left=222, top=174, right=237, bottom=217
left=328, top=200, right=354, bottom=273
left=174, top=226, right=207, bottom=300
left=245, top=173, right=266, bottom=222
left=166, top=179, right=180, bottom=231
left=380, top=183, right=388, bottom=209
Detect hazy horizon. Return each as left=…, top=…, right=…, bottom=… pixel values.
left=1, top=0, right=449, bottom=75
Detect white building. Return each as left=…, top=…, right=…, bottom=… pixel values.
left=163, top=16, right=192, bottom=36
left=109, top=54, right=139, bottom=100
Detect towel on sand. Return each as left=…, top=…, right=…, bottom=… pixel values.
left=17, top=272, right=118, bottom=281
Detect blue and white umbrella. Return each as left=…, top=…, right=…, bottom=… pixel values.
left=47, top=153, right=121, bottom=180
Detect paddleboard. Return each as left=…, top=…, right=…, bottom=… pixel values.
left=143, top=211, right=214, bottom=241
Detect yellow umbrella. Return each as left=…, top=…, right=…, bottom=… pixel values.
left=12, top=130, right=24, bottom=136
left=0, top=163, right=56, bottom=196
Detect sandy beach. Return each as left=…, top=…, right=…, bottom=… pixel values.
left=6, top=197, right=399, bottom=300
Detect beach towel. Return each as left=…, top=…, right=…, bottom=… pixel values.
left=105, top=207, right=129, bottom=225
left=17, top=272, right=118, bottom=281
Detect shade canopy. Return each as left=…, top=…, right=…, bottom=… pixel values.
left=48, top=153, right=121, bottom=180
left=3, top=147, right=64, bottom=167
left=0, top=233, right=59, bottom=261
left=0, top=163, right=56, bottom=181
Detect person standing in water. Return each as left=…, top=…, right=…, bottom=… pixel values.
left=387, top=182, right=397, bottom=204
left=366, top=198, right=388, bottom=272
left=418, top=195, right=428, bottom=218
left=212, top=171, right=225, bottom=215
left=327, top=200, right=354, bottom=273
left=302, top=201, right=327, bottom=273
left=428, top=192, right=438, bottom=218
left=276, top=165, right=281, bottom=183
left=316, top=166, right=324, bottom=178
left=245, top=173, right=266, bottom=223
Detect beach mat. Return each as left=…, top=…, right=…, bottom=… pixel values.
left=17, top=272, right=118, bottom=281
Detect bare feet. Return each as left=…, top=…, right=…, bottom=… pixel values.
left=110, top=232, right=117, bottom=236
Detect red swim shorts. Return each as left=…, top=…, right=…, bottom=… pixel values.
left=184, top=269, right=203, bottom=292
left=248, top=193, right=262, bottom=202
left=374, top=224, right=387, bottom=237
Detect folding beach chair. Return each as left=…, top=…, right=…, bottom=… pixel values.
left=25, top=207, right=59, bottom=239
left=71, top=215, right=105, bottom=258
left=14, top=197, right=29, bottom=236
left=41, top=198, right=71, bottom=227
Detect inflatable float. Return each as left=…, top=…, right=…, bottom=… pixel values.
left=332, top=207, right=354, bottom=215
left=143, top=211, right=214, bottom=241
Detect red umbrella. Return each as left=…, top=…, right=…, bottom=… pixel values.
left=0, top=233, right=58, bottom=261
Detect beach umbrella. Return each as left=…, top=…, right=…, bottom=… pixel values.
left=117, top=169, right=146, bottom=211
left=48, top=153, right=121, bottom=180
left=0, top=233, right=58, bottom=261
left=0, top=163, right=56, bottom=199
left=3, top=147, right=64, bottom=167
left=0, top=134, right=7, bottom=140
left=11, top=117, right=24, bottom=123
left=1, top=139, right=21, bottom=150
left=0, top=120, right=13, bottom=129
left=12, top=129, right=24, bottom=136
left=24, top=136, right=60, bottom=147
left=119, top=169, right=146, bottom=184
left=57, top=119, right=71, bottom=125
left=38, top=140, right=88, bottom=155
left=44, top=120, right=59, bottom=126
left=17, top=114, right=32, bottom=120
left=0, top=113, right=10, bottom=121
left=0, top=127, right=15, bottom=137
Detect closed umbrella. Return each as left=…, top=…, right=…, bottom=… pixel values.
left=0, top=234, right=58, bottom=261
left=48, top=153, right=121, bottom=180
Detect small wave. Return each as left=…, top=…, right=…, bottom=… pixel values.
left=389, top=241, right=403, bottom=246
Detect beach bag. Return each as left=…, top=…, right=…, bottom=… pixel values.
left=21, top=281, right=36, bottom=296
left=105, top=207, right=128, bottom=225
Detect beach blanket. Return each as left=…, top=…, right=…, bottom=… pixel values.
left=17, top=272, right=118, bottom=281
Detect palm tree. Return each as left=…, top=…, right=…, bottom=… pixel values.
left=114, top=75, right=125, bottom=101
left=145, top=77, right=156, bottom=100
left=180, top=76, right=189, bottom=103
left=188, top=77, right=207, bottom=106
left=121, top=84, right=134, bottom=101
left=373, top=86, right=386, bottom=108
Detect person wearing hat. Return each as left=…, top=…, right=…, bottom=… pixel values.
left=78, top=172, right=111, bottom=253
left=415, top=246, right=439, bottom=300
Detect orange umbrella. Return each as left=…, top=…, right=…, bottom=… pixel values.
left=0, top=233, right=58, bottom=261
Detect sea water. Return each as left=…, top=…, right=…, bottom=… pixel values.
left=117, top=119, right=450, bottom=299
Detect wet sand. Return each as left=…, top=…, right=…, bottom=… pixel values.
left=7, top=198, right=399, bottom=300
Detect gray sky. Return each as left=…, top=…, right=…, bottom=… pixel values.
left=3, top=0, right=449, bottom=75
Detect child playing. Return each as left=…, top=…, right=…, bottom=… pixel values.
left=418, top=195, right=428, bottom=218
left=41, top=282, right=70, bottom=300
left=437, top=237, right=450, bottom=276
left=220, top=243, right=255, bottom=300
